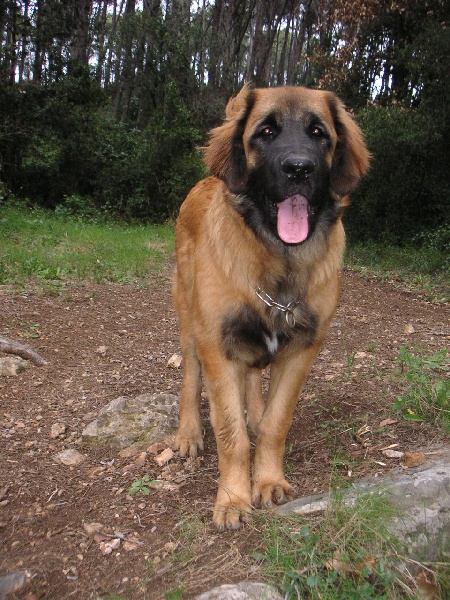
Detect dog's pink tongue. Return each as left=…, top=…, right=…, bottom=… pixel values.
left=277, top=195, right=309, bottom=243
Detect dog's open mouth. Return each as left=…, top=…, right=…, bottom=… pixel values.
left=277, top=195, right=313, bottom=244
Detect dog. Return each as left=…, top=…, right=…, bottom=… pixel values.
left=173, top=84, right=370, bottom=530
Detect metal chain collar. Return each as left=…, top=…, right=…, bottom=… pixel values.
left=255, top=286, right=298, bottom=328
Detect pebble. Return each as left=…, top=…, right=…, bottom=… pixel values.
left=54, top=448, right=86, bottom=466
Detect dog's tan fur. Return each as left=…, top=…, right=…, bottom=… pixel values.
left=173, top=85, right=370, bottom=530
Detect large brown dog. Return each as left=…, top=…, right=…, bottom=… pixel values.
left=173, top=84, right=370, bottom=531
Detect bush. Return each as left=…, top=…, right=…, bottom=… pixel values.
left=346, top=105, right=450, bottom=245
left=1, top=75, right=204, bottom=223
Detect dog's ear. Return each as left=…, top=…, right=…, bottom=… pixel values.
left=203, top=83, right=254, bottom=194
left=327, top=93, right=371, bottom=196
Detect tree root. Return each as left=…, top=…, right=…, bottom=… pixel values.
left=0, top=337, right=48, bottom=366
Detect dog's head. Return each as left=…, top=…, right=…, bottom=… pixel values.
left=204, top=84, right=370, bottom=245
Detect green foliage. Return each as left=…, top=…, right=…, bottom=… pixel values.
left=95, top=82, right=205, bottom=221
left=346, top=106, right=450, bottom=245
left=256, top=490, right=401, bottom=599
left=129, top=475, right=162, bottom=496
left=345, top=239, right=449, bottom=302
left=393, top=347, right=450, bottom=432
left=0, top=76, right=203, bottom=222
left=0, top=202, right=174, bottom=285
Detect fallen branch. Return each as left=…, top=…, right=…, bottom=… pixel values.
left=0, top=337, right=48, bottom=366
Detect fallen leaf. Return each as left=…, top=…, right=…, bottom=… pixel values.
left=403, top=451, right=426, bottom=468
left=154, top=447, right=174, bottom=466
left=134, top=452, right=147, bottom=467
left=379, top=418, right=398, bottom=428
left=83, top=522, right=105, bottom=538
left=416, top=570, right=440, bottom=599
left=325, top=550, right=376, bottom=578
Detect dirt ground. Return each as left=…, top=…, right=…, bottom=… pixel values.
left=0, top=269, right=449, bottom=599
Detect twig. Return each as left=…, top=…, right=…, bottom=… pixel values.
left=0, top=337, right=48, bottom=366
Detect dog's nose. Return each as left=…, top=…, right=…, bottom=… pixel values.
left=281, top=156, right=315, bottom=180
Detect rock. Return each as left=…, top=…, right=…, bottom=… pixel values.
left=0, top=570, right=33, bottom=599
left=81, top=393, right=179, bottom=450
left=167, top=354, right=182, bottom=368
left=54, top=449, right=86, bottom=466
left=50, top=423, right=67, bottom=438
left=99, top=538, right=120, bottom=555
left=0, top=356, right=30, bottom=376
left=196, top=582, right=283, bottom=600
left=275, top=448, right=450, bottom=562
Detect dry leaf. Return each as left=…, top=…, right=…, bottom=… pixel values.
left=83, top=522, right=104, bottom=538
left=403, top=451, right=426, bottom=467
left=379, top=418, right=398, bottom=428
left=416, top=570, right=440, bottom=599
left=154, top=447, right=174, bottom=466
left=325, top=550, right=376, bottom=578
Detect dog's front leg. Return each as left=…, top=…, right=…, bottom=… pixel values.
left=203, top=357, right=252, bottom=531
left=252, top=345, right=321, bottom=508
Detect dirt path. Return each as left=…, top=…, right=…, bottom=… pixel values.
left=0, top=271, right=448, bottom=599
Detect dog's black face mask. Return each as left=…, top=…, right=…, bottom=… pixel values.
left=204, top=86, right=370, bottom=250
left=231, top=111, right=339, bottom=247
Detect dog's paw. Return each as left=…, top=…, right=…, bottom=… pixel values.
left=252, top=479, right=296, bottom=508
left=212, top=500, right=251, bottom=531
left=174, top=430, right=204, bottom=458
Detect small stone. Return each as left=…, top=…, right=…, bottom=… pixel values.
left=50, top=423, right=67, bottom=438
left=123, top=541, right=139, bottom=551
left=382, top=449, right=404, bottom=458
left=167, top=354, right=182, bottom=369
left=99, top=538, right=120, bottom=555
left=404, top=323, right=415, bottom=334
left=154, top=447, right=174, bottom=466
left=54, top=449, right=86, bottom=466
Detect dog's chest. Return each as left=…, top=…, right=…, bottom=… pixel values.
left=221, top=302, right=317, bottom=369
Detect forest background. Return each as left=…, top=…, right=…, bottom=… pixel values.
left=0, top=0, right=449, bottom=249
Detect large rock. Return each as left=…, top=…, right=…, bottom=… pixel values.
left=196, top=582, right=283, bottom=600
left=0, top=356, right=29, bottom=376
left=276, top=448, right=450, bottom=561
left=82, top=393, right=179, bottom=450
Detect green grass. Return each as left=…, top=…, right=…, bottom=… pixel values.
left=0, top=203, right=174, bottom=285
left=394, top=346, right=450, bottom=432
left=345, top=241, right=449, bottom=302
left=254, top=489, right=415, bottom=600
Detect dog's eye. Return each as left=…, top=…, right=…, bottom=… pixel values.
left=260, top=126, right=274, bottom=138
left=311, top=125, right=325, bottom=138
